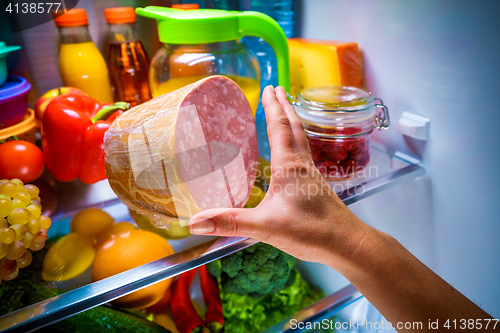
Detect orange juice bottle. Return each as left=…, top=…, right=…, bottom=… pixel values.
left=104, top=7, right=151, bottom=107
left=53, top=8, right=113, bottom=103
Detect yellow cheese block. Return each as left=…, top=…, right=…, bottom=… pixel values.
left=288, top=38, right=364, bottom=97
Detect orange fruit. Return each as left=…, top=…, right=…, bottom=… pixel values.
left=146, top=289, right=171, bottom=314
left=91, top=230, right=175, bottom=309
left=70, top=208, right=114, bottom=237
left=95, top=221, right=137, bottom=247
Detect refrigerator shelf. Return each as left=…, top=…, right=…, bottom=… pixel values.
left=0, top=145, right=425, bottom=333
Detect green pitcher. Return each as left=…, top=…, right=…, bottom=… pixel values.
left=137, top=6, right=290, bottom=117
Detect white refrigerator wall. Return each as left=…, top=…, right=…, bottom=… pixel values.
left=300, top=0, right=500, bottom=317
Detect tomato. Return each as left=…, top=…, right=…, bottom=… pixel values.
left=0, top=141, right=45, bottom=183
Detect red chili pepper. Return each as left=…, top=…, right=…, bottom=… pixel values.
left=41, top=92, right=129, bottom=184
left=199, top=265, right=224, bottom=333
left=170, top=268, right=208, bottom=333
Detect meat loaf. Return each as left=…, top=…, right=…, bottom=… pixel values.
left=105, top=75, right=259, bottom=227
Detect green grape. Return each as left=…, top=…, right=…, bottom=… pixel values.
left=0, top=199, right=12, bottom=218
left=33, top=229, right=47, bottom=243
left=0, top=182, right=20, bottom=198
left=28, top=241, right=44, bottom=252
left=0, top=179, right=9, bottom=184
left=0, top=217, right=7, bottom=229
left=11, top=199, right=26, bottom=210
left=10, top=179, right=24, bottom=188
left=20, top=232, right=33, bottom=248
left=39, top=216, right=52, bottom=230
left=0, top=194, right=10, bottom=200
left=0, top=228, right=16, bottom=245
left=25, top=220, right=40, bottom=235
left=22, top=184, right=40, bottom=199
left=10, top=225, right=26, bottom=241
left=31, top=196, right=41, bottom=203
left=0, top=259, right=18, bottom=281
left=26, top=205, right=41, bottom=220
left=0, top=243, right=7, bottom=259
left=13, top=192, right=31, bottom=206
left=5, top=241, right=25, bottom=260
left=0, top=257, right=4, bottom=267
left=29, top=200, right=41, bottom=208
left=17, top=250, right=32, bottom=269
left=7, top=208, right=31, bottom=225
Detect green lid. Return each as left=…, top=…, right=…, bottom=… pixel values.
left=136, top=6, right=290, bottom=92
left=0, top=42, right=21, bottom=58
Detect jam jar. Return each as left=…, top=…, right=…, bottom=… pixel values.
left=293, top=85, right=390, bottom=180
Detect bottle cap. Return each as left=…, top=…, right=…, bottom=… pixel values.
left=104, top=7, right=136, bottom=24
left=171, top=4, right=200, bottom=10
left=53, top=8, right=88, bottom=27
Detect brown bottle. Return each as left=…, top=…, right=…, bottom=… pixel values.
left=104, top=7, right=151, bottom=106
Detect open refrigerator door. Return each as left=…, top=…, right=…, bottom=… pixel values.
left=2, top=0, right=499, bottom=332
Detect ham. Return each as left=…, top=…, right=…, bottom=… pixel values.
left=104, top=75, right=259, bottom=228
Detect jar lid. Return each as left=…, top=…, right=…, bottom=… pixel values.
left=0, top=42, right=21, bottom=58
left=0, top=76, right=31, bottom=99
left=297, top=85, right=373, bottom=112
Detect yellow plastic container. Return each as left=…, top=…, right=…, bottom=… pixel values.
left=0, top=108, right=36, bottom=143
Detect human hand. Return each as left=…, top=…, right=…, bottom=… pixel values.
left=188, top=85, right=376, bottom=270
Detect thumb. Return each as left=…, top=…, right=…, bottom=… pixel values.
left=188, top=207, right=267, bottom=239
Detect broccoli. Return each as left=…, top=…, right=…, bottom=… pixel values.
left=206, top=243, right=297, bottom=298
left=0, top=240, right=50, bottom=316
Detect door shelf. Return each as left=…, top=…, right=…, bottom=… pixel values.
left=0, top=145, right=425, bottom=332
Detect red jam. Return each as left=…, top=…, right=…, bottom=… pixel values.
left=307, top=126, right=370, bottom=180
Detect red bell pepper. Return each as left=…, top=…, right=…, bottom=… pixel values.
left=42, top=92, right=129, bottom=184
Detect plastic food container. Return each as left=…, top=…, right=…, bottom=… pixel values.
left=0, top=108, right=37, bottom=143
left=0, top=76, right=31, bottom=129
left=0, top=42, right=21, bottom=86
left=293, top=85, right=390, bottom=180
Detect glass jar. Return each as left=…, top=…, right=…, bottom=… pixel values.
left=293, top=85, right=390, bottom=180
left=149, top=40, right=261, bottom=116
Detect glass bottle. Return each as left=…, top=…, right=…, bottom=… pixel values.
left=104, top=7, right=151, bottom=106
left=53, top=8, right=113, bottom=103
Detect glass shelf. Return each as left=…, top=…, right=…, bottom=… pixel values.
left=0, top=145, right=425, bottom=332
left=264, top=286, right=387, bottom=333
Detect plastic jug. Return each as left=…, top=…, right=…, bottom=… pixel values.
left=136, top=6, right=290, bottom=117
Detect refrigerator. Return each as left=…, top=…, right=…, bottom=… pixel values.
left=0, top=0, right=499, bottom=331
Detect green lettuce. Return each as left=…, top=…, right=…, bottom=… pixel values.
left=221, top=269, right=325, bottom=333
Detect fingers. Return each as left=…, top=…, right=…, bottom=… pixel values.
left=188, top=207, right=269, bottom=240
left=261, top=86, right=302, bottom=165
left=275, top=86, right=314, bottom=163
